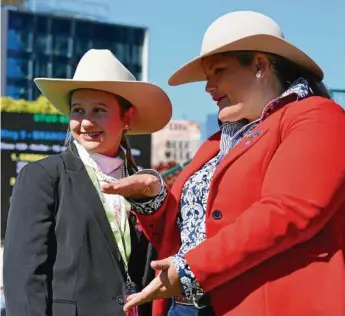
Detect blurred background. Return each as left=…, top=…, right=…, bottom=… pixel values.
left=0, top=1, right=344, bottom=307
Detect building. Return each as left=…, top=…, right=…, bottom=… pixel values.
left=205, top=113, right=220, bottom=138
left=0, top=4, right=151, bottom=242
left=1, top=6, right=149, bottom=100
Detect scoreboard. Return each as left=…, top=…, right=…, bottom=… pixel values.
left=1, top=112, right=151, bottom=240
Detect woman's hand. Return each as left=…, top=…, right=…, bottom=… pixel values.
left=101, top=174, right=162, bottom=199
left=123, top=257, right=182, bottom=312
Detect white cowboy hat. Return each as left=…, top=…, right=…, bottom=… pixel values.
left=168, top=11, right=323, bottom=86
left=34, top=49, right=172, bottom=134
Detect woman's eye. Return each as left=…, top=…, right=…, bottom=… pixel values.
left=214, top=68, right=223, bottom=74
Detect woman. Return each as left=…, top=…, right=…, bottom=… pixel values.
left=102, top=11, right=345, bottom=316
left=3, top=49, right=172, bottom=316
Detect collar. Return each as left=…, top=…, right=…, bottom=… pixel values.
left=260, top=77, right=312, bottom=120
left=73, top=140, right=124, bottom=175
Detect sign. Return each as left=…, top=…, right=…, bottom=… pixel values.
left=151, top=120, right=201, bottom=167
left=1, top=112, right=151, bottom=240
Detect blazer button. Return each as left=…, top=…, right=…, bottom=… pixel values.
left=116, top=295, right=125, bottom=305
left=212, top=210, right=222, bottom=220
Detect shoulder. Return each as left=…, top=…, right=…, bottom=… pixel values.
left=19, top=152, right=65, bottom=183
left=282, top=96, right=344, bottom=119
left=279, top=96, right=345, bottom=130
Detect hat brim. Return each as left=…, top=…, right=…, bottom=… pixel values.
left=168, top=34, right=323, bottom=86
left=34, top=79, right=172, bottom=135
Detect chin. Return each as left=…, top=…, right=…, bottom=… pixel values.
left=218, top=105, right=243, bottom=122
left=78, top=140, right=102, bottom=152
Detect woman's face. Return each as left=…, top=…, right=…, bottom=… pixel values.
left=202, top=53, right=267, bottom=123
left=69, top=89, right=134, bottom=157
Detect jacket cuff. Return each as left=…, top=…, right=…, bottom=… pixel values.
left=129, top=169, right=168, bottom=215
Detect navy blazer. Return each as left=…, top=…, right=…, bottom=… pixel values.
left=3, top=144, right=156, bottom=316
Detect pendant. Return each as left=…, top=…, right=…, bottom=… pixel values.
left=124, top=280, right=138, bottom=316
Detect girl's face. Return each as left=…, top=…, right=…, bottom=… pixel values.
left=69, top=89, right=134, bottom=157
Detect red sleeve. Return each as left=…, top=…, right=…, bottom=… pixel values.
left=185, top=99, right=345, bottom=292
left=135, top=190, right=181, bottom=254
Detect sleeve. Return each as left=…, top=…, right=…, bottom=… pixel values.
left=184, top=100, right=345, bottom=293
left=129, top=169, right=168, bottom=215
left=3, top=161, right=56, bottom=316
left=171, top=254, right=203, bottom=297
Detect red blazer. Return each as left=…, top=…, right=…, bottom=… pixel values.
left=137, top=96, right=345, bottom=316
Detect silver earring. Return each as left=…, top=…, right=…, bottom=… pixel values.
left=256, top=71, right=262, bottom=78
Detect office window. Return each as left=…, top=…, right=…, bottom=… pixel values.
left=113, top=42, right=131, bottom=65
left=34, top=57, right=49, bottom=77
left=52, top=57, right=69, bottom=78
left=51, top=18, right=71, bottom=57
left=6, top=84, right=29, bottom=100
left=8, top=12, right=33, bottom=52
left=74, top=21, right=93, bottom=59
left=7, top=57, right=32, bottom=79
left=131, top=45, right=142, bottom=67
left=34, top=16, right=50, bottom=55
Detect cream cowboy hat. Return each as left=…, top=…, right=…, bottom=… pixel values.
left=169, top=11, right=323, bottom=86
left=34, top=49, right=172, bottom=134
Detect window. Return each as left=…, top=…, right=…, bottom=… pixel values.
left=34, top=16, right=50, bottom=55
left=74, top=21, right=93, bottom=59
left=7, top=12, right=34, bottom=52
left=6, top=84, right=29, bottom=100
left=7, top=57, right=32, bottom=79
left=51, top=18, right=71, bottom=57
left=34, top=57, right=49, bottom=77
left=52, top=59, right=69, bottom=78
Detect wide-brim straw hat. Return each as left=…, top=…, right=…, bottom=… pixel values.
left=169, top=11, right=323, bottom=86
left=34, top=49, right=172, bottom=134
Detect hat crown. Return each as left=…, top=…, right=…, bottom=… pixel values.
left=201, top=11, right=284, bottom=55
left=73, top=49, right=136, bottom=82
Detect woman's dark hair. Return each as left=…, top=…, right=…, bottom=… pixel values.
left=66, top=90, right=138, bottom=175
left=221, top=51, right=332, bottom=99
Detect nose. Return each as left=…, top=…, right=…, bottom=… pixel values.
left=81, top=117, right=95, bottom=128
left=205, top=79, right=216, bottom=94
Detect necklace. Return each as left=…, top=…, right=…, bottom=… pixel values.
left=94, top=164, right=126, bottom=183
left=94, top=165, right=129, bottom=233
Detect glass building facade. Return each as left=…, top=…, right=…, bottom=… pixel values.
left=1, top=8, right=148, bottom=100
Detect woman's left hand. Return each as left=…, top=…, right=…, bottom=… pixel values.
left=123, top=257, right=182, bottom=312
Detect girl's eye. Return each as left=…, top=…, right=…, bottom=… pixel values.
left=94, top=108, right=106, bottom=113
left=71, top=108, right=84, bottom=114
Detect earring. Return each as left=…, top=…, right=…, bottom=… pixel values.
left=256, top=71, right=262, bottom=78
left=124, top=124, right=130, bottom=130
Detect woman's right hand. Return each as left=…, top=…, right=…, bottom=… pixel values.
left=101, top=174, right=162, bottom=199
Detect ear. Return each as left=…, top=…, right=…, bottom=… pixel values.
left=123, top=106, right=135, bottom=129
left=253, top=54, right=271, bottom=79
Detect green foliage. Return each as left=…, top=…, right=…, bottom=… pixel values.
left=0, top=96, right=63, bottom=114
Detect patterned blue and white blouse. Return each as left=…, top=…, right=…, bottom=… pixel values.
left=131, top=78, right=313, bottom=298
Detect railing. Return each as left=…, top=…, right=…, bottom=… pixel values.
left=161, top=159, right=192, bottom=178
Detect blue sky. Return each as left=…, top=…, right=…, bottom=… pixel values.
left=33, top=0, right=345, bottom=129
left=102, top=0, right=345, bottom=126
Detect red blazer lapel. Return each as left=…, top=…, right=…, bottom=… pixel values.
left=211, top=127, right=268, bottom=192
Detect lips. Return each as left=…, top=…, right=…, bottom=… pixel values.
left=81, top=132, right=103, bottom=140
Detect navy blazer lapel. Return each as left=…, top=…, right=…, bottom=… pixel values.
left=61, top=145, right=127, bottom=280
